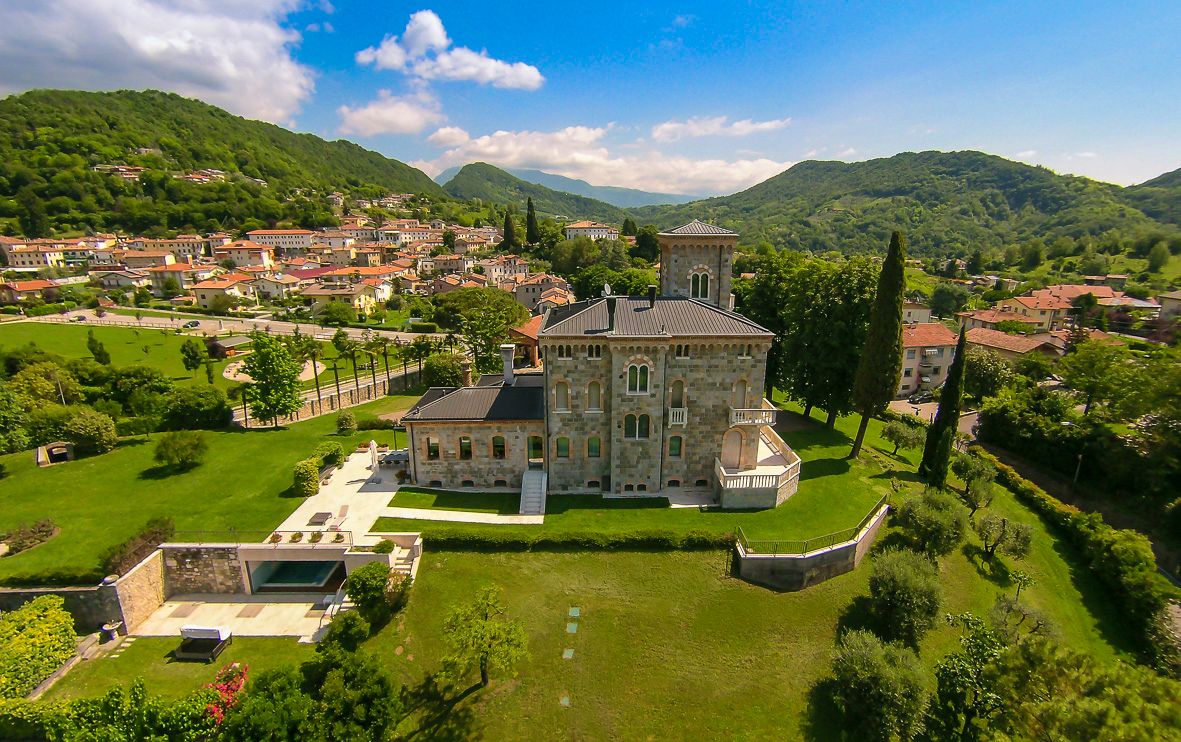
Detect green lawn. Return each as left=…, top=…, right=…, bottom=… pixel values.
left=44, top=637, right=314, bottom=701
left=0, top=321, right=234, bottom=389
left=0, top=395, right=415, bottom=586
left=389, top=488, right=522, bottom=514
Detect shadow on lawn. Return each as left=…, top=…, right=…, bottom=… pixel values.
left=138, top=463, right=199, bottom=480
left=399, top=673, right=480, bottom=742
left=801, top=678, right=846, bottom=741
left=799, top=457, right=851, bottom=481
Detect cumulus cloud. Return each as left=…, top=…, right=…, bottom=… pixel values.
left=0, top=0, right=314, bottom=123
left=421, top=125, right=792, bottom=195
left=1015, top=149, right=1038, bottom=159
left=427, top=126, right=471, bottom=147
left=356, top=10, right=543, bottom=90
left=337, top=90, right=443, bottom=136
left=651, top=115, right=791, bottom=142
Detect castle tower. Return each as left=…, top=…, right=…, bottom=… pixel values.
left=657, top=220, right=738, bottom=308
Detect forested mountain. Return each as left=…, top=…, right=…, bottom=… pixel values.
left=504, top=168, right=700, bottom=207
left=442, top=162, right=625, bottom=222
left=631, top=151, right=1181, bottom=256
left=1124, top=166, right=1181, bottom=228
left=0, top=89, right=441, bottom=236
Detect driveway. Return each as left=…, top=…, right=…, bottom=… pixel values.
left=887, top=400, right=978, bottom=438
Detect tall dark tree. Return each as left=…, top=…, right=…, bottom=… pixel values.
left=919, top=326, right=967, bottom=487
left=16, top=186, right=49, bottom=238
left=621, top=217, right=638, bottom=236
left=501, top=211, right=519, bottom=249
left=525, top=197, right=540, bottom=245
left=850, top=231, right=906, bottom=458
left=87, top=330, right=111, bottom=365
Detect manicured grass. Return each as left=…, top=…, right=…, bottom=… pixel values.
left=0, top=321, right=234, bottom=388
left=0, top=396, right=414, bottom=586
left=44, top=637, right=314, bottom=701
left=388, top=488, right=521, bottom=514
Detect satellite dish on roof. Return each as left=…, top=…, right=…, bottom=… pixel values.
left=602, top=282, right=612, bottom=297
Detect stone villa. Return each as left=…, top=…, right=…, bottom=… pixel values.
left=402, top=221, right=801, bottom=512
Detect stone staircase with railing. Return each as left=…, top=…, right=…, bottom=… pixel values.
left=520, top=470, right=547, bottom=515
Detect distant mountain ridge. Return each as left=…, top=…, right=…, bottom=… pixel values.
left=441, top=163, right=626, bottom=223
left=435, top=165, right=700, bottom=207
left=631, top=150, right=1181, bottom=255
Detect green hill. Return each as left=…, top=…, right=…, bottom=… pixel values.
left=0, top=89, right=442, bottom=236
left=631, top=150, right=1180, bottom=256
left=1125, top=166, right=1181, bottom=227
left=442, top=162, right=626, bottom=223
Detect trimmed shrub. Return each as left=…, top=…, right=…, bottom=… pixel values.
left=314, top=442, right=346, bottom=469
left=407, top=321, right=437, bottom=333
left=345, top=561, right=392, bottom=618
left=372, top=539, right=395, bottom=554
left=100, top=517, right=175, bottom=576
left=419, top=528, right=733, bottom=552
left=336, top=410, right=357, bottom=434
left=0, top=595, right=77, bottom=699
left=153, top=430, right=208, bottom=469
left=160, top=386, right=233, bottom=430
left=292, top=458, right=320, bottom=497
left=320, top=610, right=370, bottom=652
left=61, top=407, right=118, bottom=455
left=894, top=489, right=969, bottom=556
left=356, top=417, right=398, bottom=431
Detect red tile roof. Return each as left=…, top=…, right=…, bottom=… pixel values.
left=966, top=327, right=1053, bottom=354
left=902, top=322, right=958, bottom=348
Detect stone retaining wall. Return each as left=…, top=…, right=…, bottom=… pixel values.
left=161, top=544, right=247, bottom=594
left=114, top=550, right=165, bottom=632
left=0, top=584, right=122, bottom=633
left=735, top=504, right=889, bottom=591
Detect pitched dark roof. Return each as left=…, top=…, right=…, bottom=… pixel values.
left=539, top=296, right=771, bottom=338
left=402, top=383, right=544, bottom=422
left=658, top=220, right=737, bottom=236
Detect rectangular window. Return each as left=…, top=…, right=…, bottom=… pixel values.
left=492, top=436, right=506, bottom=459
left=588, top=436, right=601, bottom=458
left=669, top=436, right=682, bottom=458
left=904, top=368, right=913, bottom=377
left=556, top=437, right=570, bottom=458
left=906, top=349, right=916, bottom=359
left=933, top=366, right=942, bottom=375
left=427, top=438, right=440, bottom=461
left=587, top=382, right=601, bottom=411
left=459, top=436, right=472, bottom=460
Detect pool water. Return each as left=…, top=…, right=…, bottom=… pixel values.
left=259, top=560, right=338, bottom=587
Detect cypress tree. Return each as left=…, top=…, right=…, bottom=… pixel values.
left=525, top=197, right=540, bottom=245
left=850, top=231, right=906, bottom=458
left=919, top=326, right=967, bottom=488
left=502, top=211, right=518, bottom=248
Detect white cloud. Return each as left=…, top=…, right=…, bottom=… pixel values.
left=337, top=90, right=443, bottom=136
left=836, top=147, right=857, bottom=157
left=1015, top=149, right=1038, bottom=158
left=671, top=14, right=695, bottom=28
left=0, top=0, right=314, bottom=124
left=356, top=10, right=543, bottom=90
left=651, top=115, right=791, bottom=142
left=427, top=126, right=471, bottom=147
left=422, top=125, right=792, bottom=195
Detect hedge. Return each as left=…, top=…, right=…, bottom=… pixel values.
left=0, top=595, right=77, bottom=700
left=971, top=447, right=1178, bottom=674
left=419, top=528, right=734, bottom=552
left=407, top=321, right=438, bottom=333
left=100, top=517, right=175, bottom=576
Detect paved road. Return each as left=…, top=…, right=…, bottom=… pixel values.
left=29, top=309, right=438, bottom=345
left=887, top=399, right=979, bottom=437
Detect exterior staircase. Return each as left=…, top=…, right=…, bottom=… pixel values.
left=520, top=470, right=547, bottom=515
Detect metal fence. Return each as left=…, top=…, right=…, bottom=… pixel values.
left=736, top=495, right=888, bottom=555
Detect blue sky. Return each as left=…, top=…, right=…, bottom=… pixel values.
left=1, top=1, right=1179, bottom=194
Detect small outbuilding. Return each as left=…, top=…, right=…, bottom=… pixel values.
left=205, top=335, right=251, bottom=359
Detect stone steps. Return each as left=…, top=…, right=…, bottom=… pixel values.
left=520, top=471, right=547, bottom=515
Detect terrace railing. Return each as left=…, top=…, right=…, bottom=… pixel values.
left=169, top=529, right=354, bottom=547
left=735, top=495, right=888, bottom=556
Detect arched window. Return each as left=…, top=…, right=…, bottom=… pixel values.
left=555, top=382, right=570, bottom=411
left=624, top=414, right=637, bottom=439
left=459, top=436, right=472, bottom=460
left=690, top=272, right=710, bottom=299
left=587, top=381, right=601, bottom=411
left=587, top=344, right=602, bottom=359
left=588, top=436, right=601, bottom=458
left=627, top=363, right=649, bottom=393
left=491, top=435, right=506, bottom=459
left=732, top=378, right=748, bottom=408
left=638, top=414, right=650, bottom=439
left=670, top=380, right=684, bottom=408
left=556, top=437, right=570, bottom=458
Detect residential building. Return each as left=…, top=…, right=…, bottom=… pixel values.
left=432, top=254, right=473, bottom=275
left=564, top=220, right=620, bottom=241
left=191, top=274, right=256, bottom=309
left=251, top=274, right=302, bottom=302
left=144, top=263, right=218, bottom=296
left=90, top=270, right=151, bottom=290
left=955, top=309, right=1042, bottom=332
left=998, top=294, right=1072, bottom=331
left=7, top=245, right=66, bottom=269
left=513, top=273, right=570, bottom=311
left=402, top=221, right=801, bottom=512
left=215, top=240, right=275, bottom=268
left=965, top=327, right=1063, bottom=360
left=122, top=251, right=176, bottom=269
left=1158, top=290, right=1181, bottom=321
left=302, top=282, right=382, bottom=316
left=245, top=229, right=315, bottom=253
left=903, top=300, right=932, bottom=324
left=899, top=323, right=958, bottom=397
left=0, top=279, right=58, bottom=303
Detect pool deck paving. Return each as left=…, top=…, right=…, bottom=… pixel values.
left=134, top=593, right=329, bottom=642
left=274, top=451, right=398, bottom=546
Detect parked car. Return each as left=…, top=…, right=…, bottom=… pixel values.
left=907, top=390, right=934, bottom=404
left=69, top=314, right=87, bottom=322
left=182, top=320, right=201, bottom=329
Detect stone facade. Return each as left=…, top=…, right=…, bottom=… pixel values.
left=543, top=337, right=771, bottom=494
left=161, top=545, right=246, bottom=594
left=114, top=549, right=165, bottom=632
left=407, top=419, right=544, bottom=489
left=659, top=231, right=737, bottom=308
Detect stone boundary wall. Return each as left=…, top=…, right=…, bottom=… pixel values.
left=735, top=504, right=889, bottom=591
left=161, top=544, right=247, bottom=595
left=0, top=584, right=122, bottom=633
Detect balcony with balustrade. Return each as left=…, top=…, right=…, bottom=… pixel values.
left=728, top=398, right=778, bottom=426
left=668, top=406, right=688, bottom=426
left=714, top=419, right=802, bottom=509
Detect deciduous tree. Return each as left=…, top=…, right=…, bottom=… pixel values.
left=829, top=629, right=929, bottom=742
left=241, top=331, right=302, bottom=427
left=444, top=586, right=528, bottom=687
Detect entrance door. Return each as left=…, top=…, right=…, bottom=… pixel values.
left=721, top=429, right=743, bottom=469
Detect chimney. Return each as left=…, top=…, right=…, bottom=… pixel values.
left=500, top=344, right=515, bottom=386
left=647, top=284, right=657, bottom=308
left=460, top=358, right=473, bottom=386
left=606, top=295, right=617, bottom=333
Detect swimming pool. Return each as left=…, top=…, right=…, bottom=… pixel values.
left=251, top=560, right=342, bottom=590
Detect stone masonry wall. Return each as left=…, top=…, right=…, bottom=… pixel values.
left=407, top=419, right=544, bottom=489
left=161, top=545, right=246, bottom=595
left=114, top=549, right=165, bottom=632
left=659, top=234, right=736, bottom=308
left=0, top=585, right=122, bottom=633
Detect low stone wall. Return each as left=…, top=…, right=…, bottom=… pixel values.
left=0, top=584, right=122, bottom=633
left=114, top=550, right=165, bottom=632
left=161, top=544, right=247, bottom=595
left=735, top=504, right=889, bottom=591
